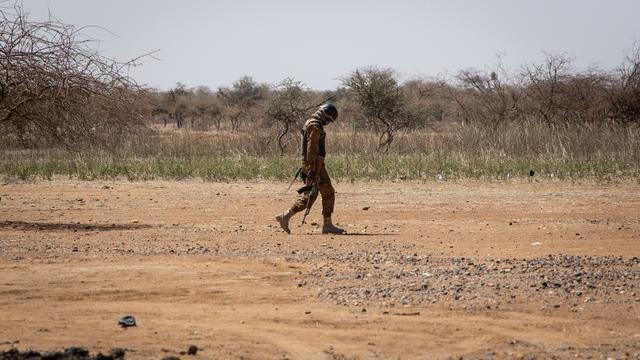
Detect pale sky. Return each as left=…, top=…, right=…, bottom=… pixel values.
left=18, top=0, right=640, bottom=90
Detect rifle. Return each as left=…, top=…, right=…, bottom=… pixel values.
left=300, top=174, right=319, bottom=225
left=302, top=94, right=336, bottom=112
left=286, top=167, right=302, bottom=192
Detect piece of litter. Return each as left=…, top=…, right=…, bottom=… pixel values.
left=531, top=242, right=542, bottom=246
left=118, top=315, right=136, bottom=327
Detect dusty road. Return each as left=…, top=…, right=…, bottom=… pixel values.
left=0, top=179, right=639, bottom=359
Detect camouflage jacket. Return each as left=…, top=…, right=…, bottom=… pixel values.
left=299, top=114, right=326, bottom=171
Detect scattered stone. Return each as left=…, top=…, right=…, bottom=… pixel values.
left=187, top=346, right=198, bottom=356
left=110, top=348, right=126, bottom=359
left=65, top=347, right=89, bottom=357
left=0, top=349, right=126, bottom=360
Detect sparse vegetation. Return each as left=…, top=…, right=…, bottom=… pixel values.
left=1, top=5, right=639, bottom=182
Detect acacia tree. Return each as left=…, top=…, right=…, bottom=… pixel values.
left=265, top=78, right=311, bottom=154
left=0, top=3, right=149, bottom=149
left=166, top=83, right=190, bottom=128
left=217, top=75, right=267, bottom=131
left=191, top=88, right=223, bottom=130
left=343, top=67, right=416, bottom=150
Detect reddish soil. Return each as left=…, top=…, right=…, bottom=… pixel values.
left=0, top=179, right=639, bottom=359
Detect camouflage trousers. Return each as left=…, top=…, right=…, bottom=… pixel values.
left=291, top=165, right=335, bottom=217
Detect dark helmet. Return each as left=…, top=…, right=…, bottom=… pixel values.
left=319, top=103, right=338, bottom=122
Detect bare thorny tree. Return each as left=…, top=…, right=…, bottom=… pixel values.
left=450, top=50, right=640, bottom=128
left=609, top=42, right=640, bottom=123
left=0, top=2, right=151, bottom=150
left=451, top=55, right=522, bottom=127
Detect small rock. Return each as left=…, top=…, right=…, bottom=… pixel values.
left=362, top=206, right=370, bottom=211
left=110, top=348, right=126, bottom=358
left=118, top=315, right=136, bottom=327
left=187, top=345, right=198, bottom=355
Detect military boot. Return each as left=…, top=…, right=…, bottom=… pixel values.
left=275, top=208, right=296, bottom=234
left=322, top=216, right=346, bottom=234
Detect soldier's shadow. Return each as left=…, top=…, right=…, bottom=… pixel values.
left=334, top=232, right=396, bottom=236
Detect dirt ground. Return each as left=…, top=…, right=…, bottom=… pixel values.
left=0, top=179, right=639, bottom=359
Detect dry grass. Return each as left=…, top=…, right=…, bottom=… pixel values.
left=1, top=120, right=638, bottom=181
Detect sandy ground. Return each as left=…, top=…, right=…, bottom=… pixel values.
left=0, top=179, right=639, bottom=359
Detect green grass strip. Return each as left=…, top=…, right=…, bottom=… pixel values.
left=1, top=154, right=638, bottom=181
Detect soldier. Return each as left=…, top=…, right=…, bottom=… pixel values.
left=276, top=103, right=346, bottom=235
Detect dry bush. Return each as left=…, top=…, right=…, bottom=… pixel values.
left=217, top=76, right=269, bottom=131
left=189, top=86, right=224, bottom=130
left=518, top=52, right=575, bottom=124
left=342, top=67, right=434, bottom=150
left=608, top=42, right=640, bottom=124
left=449, top=50, right=640, bottom=128
left=450, top=58, right=521, bottom=127
left=0, top=3, right=149, bottom=150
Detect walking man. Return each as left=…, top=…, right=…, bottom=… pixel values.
left=276, top=103, right=346, bottom=235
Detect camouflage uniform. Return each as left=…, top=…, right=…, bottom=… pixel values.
left=290, top=114, right=335, bottom=217
left=275, top=105, right=344, bottom=234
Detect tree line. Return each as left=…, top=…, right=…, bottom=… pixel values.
left=2, top=4, right=639, bottom=152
